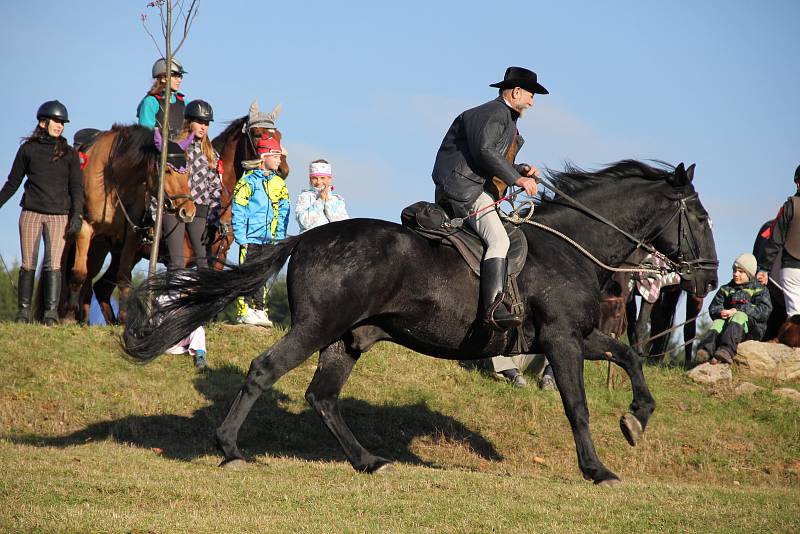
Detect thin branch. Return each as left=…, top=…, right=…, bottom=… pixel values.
left=172, top=0, right=199, bottom=56
left=140, top=14, right=164, bottom=57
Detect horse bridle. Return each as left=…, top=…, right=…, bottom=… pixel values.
left=641, top=192, right=719, bottom=281
left=519, top=175, right=718, bottom=279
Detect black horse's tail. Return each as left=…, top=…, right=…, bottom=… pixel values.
left=121, top=236, right=301, bottom=362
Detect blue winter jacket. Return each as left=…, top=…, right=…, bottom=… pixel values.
left=232, top=169, right=290, bottom=245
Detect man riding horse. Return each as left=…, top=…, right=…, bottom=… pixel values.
left=432, top=66, right=547, bottom=331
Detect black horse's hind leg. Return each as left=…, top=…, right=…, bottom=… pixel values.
left=582, top=328, right=655, bottom=447
left=215, top=333, right=316, bottom=467
left=540, top=331, right=620, bottom=485
left=305, top=340, right=392, bottom=473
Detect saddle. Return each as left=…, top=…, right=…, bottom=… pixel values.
left=401, top=201, right=530, bottom=354
left=400, top=201, right=528, bottom=276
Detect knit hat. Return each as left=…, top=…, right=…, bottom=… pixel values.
left=309, top=161, right=332, bottom=178
left=247, top=100, right=282, bottom=130
left=733, top=253, right=757, bottom=280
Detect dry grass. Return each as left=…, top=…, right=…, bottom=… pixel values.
left=0, top=322, right=798, bottom=532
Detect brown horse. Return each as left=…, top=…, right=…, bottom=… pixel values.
left=63, top=124, right=196, bottom=323
left=81, top=109, right=289, bottom=324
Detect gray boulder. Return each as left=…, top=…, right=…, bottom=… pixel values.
left=687, top=362, right=732, bottom=385
left=735, top=341, right=800, bottom=381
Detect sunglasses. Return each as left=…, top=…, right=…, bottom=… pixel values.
left=170, top=72, right=183, bottom=79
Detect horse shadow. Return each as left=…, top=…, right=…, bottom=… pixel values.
left=7, top=363, right=501, bottom=468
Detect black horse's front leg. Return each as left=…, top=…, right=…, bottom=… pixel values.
left=583, top=328, right=656, bottom=447
left=539, top=330, right=620, bottom=485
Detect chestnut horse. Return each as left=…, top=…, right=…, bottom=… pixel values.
left=62, top=124, right=196, bottom=323
left=206, top=109, right=289, bottom=269
left=82, top=108, right=289, bottom=324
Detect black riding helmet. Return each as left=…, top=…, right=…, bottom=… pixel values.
left=37, top=100, right=70, bottom=123
left=185, top=99, right=214, bottom=122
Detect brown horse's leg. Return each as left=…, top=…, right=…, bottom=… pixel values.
left=648, top=286, right=680, bottom=364
left=66, top=223, right=94, bottom=322
left=93, top=250, right=121, bottom=325
left=216, top=333, right=318, bottom=467
left=116, top=234, right=140, bottom=324
left=684, top=294, right=704, bottom=367
left=305, top=340, right=392, bottom=473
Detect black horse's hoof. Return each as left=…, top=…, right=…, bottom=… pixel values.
left=597, top=476, right=622, bottom=486
left=360, top=457, right=393, bottom=474
left=219, top=458, right=248, bottom=470
left=620, top=412, right=644, bottom=446
left=371, top=462, right=394, bottom=475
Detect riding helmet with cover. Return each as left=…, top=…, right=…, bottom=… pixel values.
left=36, top=100, right=70, bottom=123
left=185, top=99, right=214, bottom=122
left=151, top=57, right=187, bottom=78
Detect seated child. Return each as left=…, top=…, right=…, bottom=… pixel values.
left=295, top=159, right=349, bottom=233
left=696, top=253, right=772, bottom=364
left=231, top=136, right=289, bottom=327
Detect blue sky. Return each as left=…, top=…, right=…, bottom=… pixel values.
left=0, top=1, right=798, bottom=312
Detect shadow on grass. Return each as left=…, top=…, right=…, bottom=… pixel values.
left=6, top=362, right=501, bottom=468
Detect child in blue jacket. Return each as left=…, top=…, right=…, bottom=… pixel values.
left=231, top=136, right=289, bottom=326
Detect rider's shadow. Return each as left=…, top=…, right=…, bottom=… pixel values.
left=8, top=362, right=501, bottom=467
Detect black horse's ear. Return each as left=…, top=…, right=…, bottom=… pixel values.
left=685, top=163, right=696, bottom=183
left=668, top=162, right=687, bottom=187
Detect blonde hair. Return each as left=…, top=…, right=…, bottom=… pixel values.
left=177, top=120, right=218, bottom=166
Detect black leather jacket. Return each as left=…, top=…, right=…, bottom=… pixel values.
left=432, top=97, right=525, bottom=217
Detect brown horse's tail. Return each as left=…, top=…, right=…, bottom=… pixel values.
left=121, top=236, right=301, bottom=362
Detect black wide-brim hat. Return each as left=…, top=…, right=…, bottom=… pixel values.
left=490, top=66, right=549, bottom=94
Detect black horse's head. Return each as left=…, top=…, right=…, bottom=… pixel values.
left=651, top=162, right=718, bottom=297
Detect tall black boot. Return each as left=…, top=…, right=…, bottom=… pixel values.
left=42, top=269, right=61, bottom=327
left=15, top=268, right=35, bottom=323
left=480, top=257, right=522, bottom=331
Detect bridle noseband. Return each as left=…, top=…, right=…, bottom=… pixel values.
left=643, top=192, right=718, bottom=281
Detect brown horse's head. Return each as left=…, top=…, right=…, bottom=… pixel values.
left=154, top=128, right=197, bottom=223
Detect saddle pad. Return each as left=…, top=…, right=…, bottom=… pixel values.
left=401, top=201, right=528, bottom=277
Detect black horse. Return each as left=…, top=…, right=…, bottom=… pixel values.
left=121, top=160, right=718, bottom=484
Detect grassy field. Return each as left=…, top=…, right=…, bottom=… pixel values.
left=0, top=322, right=798, bottom=533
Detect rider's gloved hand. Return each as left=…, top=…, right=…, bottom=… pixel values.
left=67, top=212, right=83, bottom=237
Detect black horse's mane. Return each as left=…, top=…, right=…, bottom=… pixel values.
left=211, top=115, right=247, bottom=153
left=543, top=159, right=675, bottom=197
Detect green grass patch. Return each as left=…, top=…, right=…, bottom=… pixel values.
left=1, top=322, right=798, bottom=532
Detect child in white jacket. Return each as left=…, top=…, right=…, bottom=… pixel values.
left=295, top=159, right=349, bottom=233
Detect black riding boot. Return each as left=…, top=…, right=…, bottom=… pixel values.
left=42, top=269, right=61, bottom=327
left=480, top=257, right=522, bottom=331
left=15, top=268, right=35, bottom=323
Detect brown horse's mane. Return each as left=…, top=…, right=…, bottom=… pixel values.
left=105, top=123, right=160, bottom=189
left=212, top=115, right=248, bottom=154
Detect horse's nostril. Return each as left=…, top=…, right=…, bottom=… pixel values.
left=179, top=208, right=194, bottom=223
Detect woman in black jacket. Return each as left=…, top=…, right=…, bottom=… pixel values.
left=0, top=100, right=84, bottom=325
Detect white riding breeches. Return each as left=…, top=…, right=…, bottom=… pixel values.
left=467, top=192, right=509, bottom=260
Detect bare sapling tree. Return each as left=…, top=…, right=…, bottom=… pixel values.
left=141, top=0, right=199, bottom=277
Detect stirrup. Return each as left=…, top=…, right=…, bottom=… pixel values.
left=485, top=292, right=522, bottom=332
